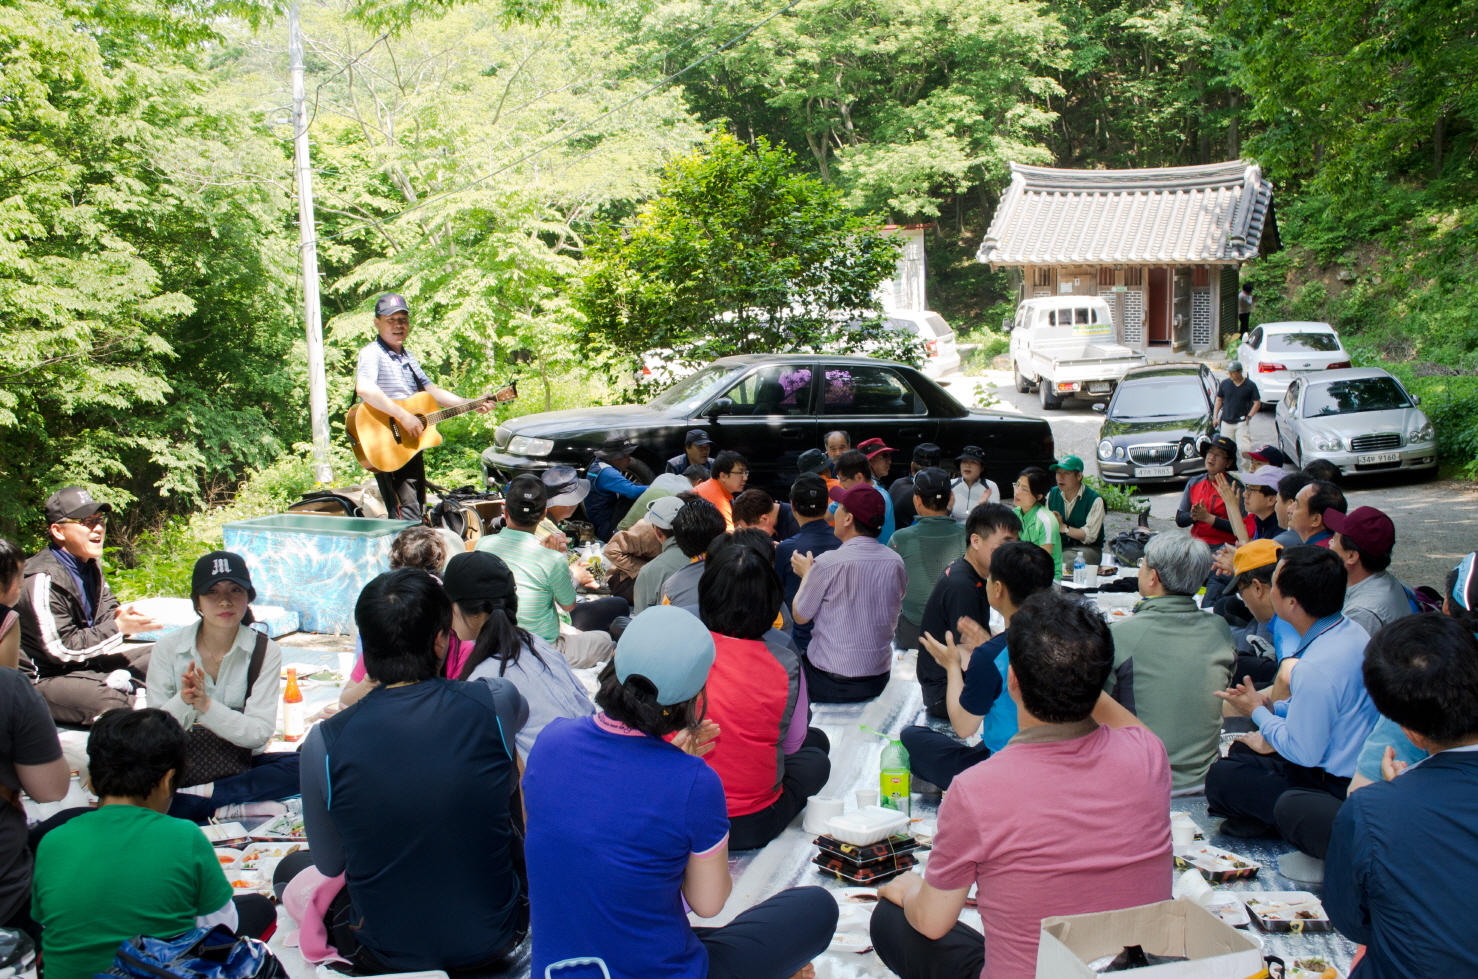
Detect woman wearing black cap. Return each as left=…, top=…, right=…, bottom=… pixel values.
left=145, top=552, right=300, bottom=823
left=949, top=447, right=1000, bottom=524
left=442, top=551, right=594, bottom=757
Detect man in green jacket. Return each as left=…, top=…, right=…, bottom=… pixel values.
left=890, top=469, right=965, bottom=653
left=1106, top=531, right=1235, bottom=793
left=1047, top=456, right=1106, bottom=565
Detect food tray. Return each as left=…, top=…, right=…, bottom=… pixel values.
left=832, top=887, right=881, bottom=907
left=826, top=806, right=910, bottom=846
left=201, top=822, right=251, bottom=846
left=1244, top=892, right=1334, bottom=933
left=828, top=903, right=873, bottom=953
left=813, top=833, right=925, bottom=865
left=813, top=851, right=915, bottom=884
left=1275, top=955, right=1343, bottom=979
left=1201, top=895, right=1250, bottom=928
left=249, top=812, right=307, bottom=841
left=1173, top=844, right=1261, bottom=882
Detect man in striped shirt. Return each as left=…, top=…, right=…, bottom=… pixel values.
left=355, top=293, right=490, bottom=520
left=791, top=483, right=907, bottom=703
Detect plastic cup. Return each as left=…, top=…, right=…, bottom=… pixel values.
left=337, top=652, right=356, bottom=679
left=1171, top=820, right=1197, bottom=852
left=855, top=789, right=880, bottom=808
left=803, top=796, right=845, bottom=836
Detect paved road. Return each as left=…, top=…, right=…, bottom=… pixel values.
left=944, top=369, right=1477, bottom=591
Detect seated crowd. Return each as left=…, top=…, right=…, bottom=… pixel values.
left=4, top=431, right=1478, bottom=979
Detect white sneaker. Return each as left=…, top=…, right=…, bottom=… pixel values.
left=214, top=802, right=287, bottom=820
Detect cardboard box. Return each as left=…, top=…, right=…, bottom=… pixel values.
left=1036, top=899, right=1266, bottom=979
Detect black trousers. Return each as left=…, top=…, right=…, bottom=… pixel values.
left=900, top=726, right=991, bottom=790
left=1205, top=741, right=1350, bottom=829
left=568, top=596, right=629, bottom=634
left=1233, top=653, right=1280, bottom=686
left=35, top=644, right=152, bottom=727
left=375, top=452, right=426, bottom=521
left=728, top=728, right=832, bottom=850
left=1273, top=789, right=1345, bottom=860
left=913, top=642, right=950, bottom=720
left=695, top=886, right=837, bottom=979
left=802, top=656, right=890, bottom=704
left=870, top=897, right=984, bottom=979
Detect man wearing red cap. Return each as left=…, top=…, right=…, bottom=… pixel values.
left=829, top=449, right=897, bottom=545
left=791, top=483, right=907, bottom=702
left=1326, top=506, right=1411, bottom=637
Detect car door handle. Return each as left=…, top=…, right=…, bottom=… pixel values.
left=898, top=428, right=924, bottom=440
left=780, top=426, right=805, bottom=439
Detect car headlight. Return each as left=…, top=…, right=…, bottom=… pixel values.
left=1113, top=445, right=1126, bottom=460
left=1098, top=439, right=1114, bottom=461
left=1409, top=417, right=1435, bottom=443
left=507, top=435, right=555, bottom=457
left=1181, top=441, right=1197, bottom=459
left=1312, top=434, right=1344, bottom=452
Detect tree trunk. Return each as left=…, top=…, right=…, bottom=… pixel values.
left=1227, top=91, right=1240, bottom=159
left=1432, top=113, right=1444, bottom=180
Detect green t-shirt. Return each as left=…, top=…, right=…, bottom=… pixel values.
left=477, top=527, right=577, bottom=642
left=1015, top=503, right=1063, bottom=580
left=33, top=805, right=233, bottom=979
left=890, top=516, right=967, bottom=624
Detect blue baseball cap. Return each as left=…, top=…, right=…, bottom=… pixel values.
left=615, top=606, right=714, bottom=705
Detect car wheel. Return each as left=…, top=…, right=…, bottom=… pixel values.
left=1294, top=439, right=1304, bottom=466
left=1040, top=383, right=1061, bottom=411
left=1014, top=367, right=1032, bottom=394
left=626, top=457, right=656, bottom=486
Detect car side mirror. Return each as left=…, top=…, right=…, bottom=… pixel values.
left=1091, top=403, right=1106, bottom=414
left=1411, top=394, right=1421, bottom=405
left=707, top=397, right=733, bottom=421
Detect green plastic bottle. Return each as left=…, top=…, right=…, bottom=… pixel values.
left=880, top=738, right=911, bottom=815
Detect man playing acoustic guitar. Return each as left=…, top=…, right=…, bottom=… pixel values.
left=355, top=294, right=493, bottom=520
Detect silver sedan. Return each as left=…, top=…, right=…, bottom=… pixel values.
left=1273, top=367, right=1437, bottom=476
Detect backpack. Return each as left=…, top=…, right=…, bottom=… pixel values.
left=1406, top=584, right=1443, bottom=614
left=100, top=926, right=284, bottom=979
left=1107, top=527, right=1154, bottom=567
left=429, top=485, right=503, bottom=541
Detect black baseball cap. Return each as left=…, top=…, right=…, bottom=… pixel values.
left=442, top=551, right=519, bottom=616
left=375, top=293, right=410, bottom=317
left=912, top=443, right=943, bottom=467
left=797, top=448, right=830, bottom=475
left=1201, top=435, right=1240, bottom=468
left=44, top=487, right=111, bottom=526
left=913, top=467, right=952, bottom=499
left=505, top=473, right=548, bottom=523
left=192, top=551, right=255, bottom=601
left=790, top=472, right=829, bottom=509
left=683, top=429, right=714, bottom=448
left=956, top=445, right=986, bottom=464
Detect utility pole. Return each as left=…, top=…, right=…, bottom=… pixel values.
left=290, top=1, right=333, bottom=485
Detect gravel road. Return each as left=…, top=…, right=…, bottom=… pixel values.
left=945, top=368, right=1477, bottom=592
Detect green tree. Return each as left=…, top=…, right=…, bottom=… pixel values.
left=574, top=134, right=907, bottom=379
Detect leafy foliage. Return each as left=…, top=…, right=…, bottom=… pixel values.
left=574, top=134, right=909, bottom=380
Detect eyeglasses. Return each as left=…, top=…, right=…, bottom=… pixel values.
left=61, top=515, right=108, bottom=530
left=729, top=469, right=749, bottom=477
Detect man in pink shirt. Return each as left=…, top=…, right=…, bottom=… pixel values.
left=870, top=590, right=1173, bottom=979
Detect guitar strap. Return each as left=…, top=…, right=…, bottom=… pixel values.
left=376, top=336, right=426, bottom=393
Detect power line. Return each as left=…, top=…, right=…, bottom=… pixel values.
left=312, top=0, right=798, bottom=245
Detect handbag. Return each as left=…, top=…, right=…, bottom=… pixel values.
left=178, top=632, right=268, bottom=788
left=100, top=924, right=285, bottom=979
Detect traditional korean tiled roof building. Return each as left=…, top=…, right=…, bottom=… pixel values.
left=978, top=160, right=1278, bottom=352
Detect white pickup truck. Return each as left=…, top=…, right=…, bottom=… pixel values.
left=1009, top=297, right=1147, bottom=410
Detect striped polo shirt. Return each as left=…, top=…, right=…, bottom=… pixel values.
left=475, top=528, right=576, bottom=643
left=356, top=339, right=432, bottom=400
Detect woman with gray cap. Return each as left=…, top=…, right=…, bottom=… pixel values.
left=524, top=606, right=836, bottom=979
left=146, top=552, right=299, bottom=823
left=442, top=551, right=593, bottom=757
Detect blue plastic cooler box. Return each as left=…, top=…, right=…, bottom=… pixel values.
left=222, top=513, right=416, bottom=634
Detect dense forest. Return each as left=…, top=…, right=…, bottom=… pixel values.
left=1, top=0, right=1475, bottom=565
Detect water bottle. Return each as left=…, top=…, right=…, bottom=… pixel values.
left=1073, top=551, right=1087, bottom=586
left=880, top=738, right=911, bottom=816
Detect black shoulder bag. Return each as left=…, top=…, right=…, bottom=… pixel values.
left=178, top=631, right=269, bottom=788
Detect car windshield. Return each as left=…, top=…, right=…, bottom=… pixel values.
left=1110, top=378, right=1207, bottom=418
left=646, top=364, right=741, bottom=412
left=1267, top=332, right=1340, bottom=353
left=1303, top=377, right=1411, bottom=417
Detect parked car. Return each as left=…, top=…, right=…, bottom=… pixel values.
left=484, top=354, right=1055, bottom=501
left=1273, top=367, right=1437, bottom=476
left=1092, top=364, right=1217, bottom=484
left=884, top=310, right=961, bottom=378
left=1236, top=321, right=1352, bottom=403
left=1009, top=297, right=1148, bottom=410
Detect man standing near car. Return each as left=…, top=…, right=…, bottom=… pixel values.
left=354, top=294, right=492, bottom=521
left=664, top=429, right=714, bottom=477
left=1214, top=362, right=1261, bottom=471
left=584, top=436, right=648, bottom=541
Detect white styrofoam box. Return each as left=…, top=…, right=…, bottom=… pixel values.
left=826, top=806, right=910, bottom=846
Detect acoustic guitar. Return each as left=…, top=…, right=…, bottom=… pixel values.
left=346, top=382, right=518, bottom=474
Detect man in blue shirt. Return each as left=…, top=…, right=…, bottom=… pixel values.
left=1325, top=613, right=1478, bottom=979
left=585, top=435, right=648, bottom=541
left=775, top=474, right=840, bottom=651
left=904, top=541, right=1055, bottom=788
left=1207, top=546, right=1376, bottom=838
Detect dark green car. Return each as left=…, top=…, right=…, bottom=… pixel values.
left=1093, top=364, right=1217, bottom=485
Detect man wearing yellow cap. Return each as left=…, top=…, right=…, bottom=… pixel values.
left=1224, top=540, right=1284, bottom=685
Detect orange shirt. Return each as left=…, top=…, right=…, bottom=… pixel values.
left=694, top=478, right=734, bottom=531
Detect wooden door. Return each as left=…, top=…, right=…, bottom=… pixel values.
left=1148, top=267, right=1170, bottom=344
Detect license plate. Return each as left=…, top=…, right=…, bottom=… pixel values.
left=1087, top=382, right=1111, bottom=393
left=1358, top=452, right=1400, bottom=465
left=1136, top=466, right=1174, bottom=477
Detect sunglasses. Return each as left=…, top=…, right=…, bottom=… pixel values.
left=61, top=515, right=108, bottom=530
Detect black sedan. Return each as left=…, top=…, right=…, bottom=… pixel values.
left=482, top=354, right=1055, bottom=498
left=1093, top=364, right=1217, bottom=484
